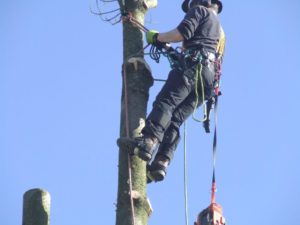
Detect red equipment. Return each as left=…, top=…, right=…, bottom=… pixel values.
left=194, top=182, right=226, bottom=225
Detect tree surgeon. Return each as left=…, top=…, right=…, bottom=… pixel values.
left=125, top=0, right=226, bottom=183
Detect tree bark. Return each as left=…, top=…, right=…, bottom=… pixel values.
left=22, top=188, right=51, bottom=225
left=116, top=1, right=157, bottom=225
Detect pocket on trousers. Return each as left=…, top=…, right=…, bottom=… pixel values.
left=182, top=66, right=196, bottom=88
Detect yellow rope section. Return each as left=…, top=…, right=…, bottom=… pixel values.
left=216, top=27, right=226, bottom=57
left=192, top=63, right=207, bottom=122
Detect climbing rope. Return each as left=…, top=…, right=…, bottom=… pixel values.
left=122, top=12, right=183, bottom=68
left=183, top=122, right=189, bottom=225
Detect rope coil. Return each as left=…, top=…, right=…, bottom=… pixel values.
left=192, top=63, right=208, bottom=123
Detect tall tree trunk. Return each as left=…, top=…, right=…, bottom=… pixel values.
left=22, top=189, right=51, bottom=225
left=116, top=1, right=157, bottom=225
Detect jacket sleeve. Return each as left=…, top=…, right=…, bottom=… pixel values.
left=177, top=6, right=207, bottom=40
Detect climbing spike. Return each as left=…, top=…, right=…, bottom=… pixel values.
left=117, top=137, right=139, bottom=155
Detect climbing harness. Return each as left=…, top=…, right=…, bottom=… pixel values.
left=203, top=59, right=222, bottom=133
left=185, top=48, right=223, bottom=134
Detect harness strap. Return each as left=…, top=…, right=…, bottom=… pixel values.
left=211, top=95, right=218, bottom=204
left=203, top=98, right=213, bottom=133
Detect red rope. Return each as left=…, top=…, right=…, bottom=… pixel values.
left=213, top=60, right=222, bottom=95
left=122, top=12, right=149, bottom=33
left=123, top=64, right=136, bottom=225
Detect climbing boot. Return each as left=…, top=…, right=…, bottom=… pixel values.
left=147, top=155, right=169, bottom=183
left=117, top=135, right=158, bottom=162
left=135, top=135, right=158, bottom=162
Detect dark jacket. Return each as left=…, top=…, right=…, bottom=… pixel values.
left=177, top=5, right=221, bottom=53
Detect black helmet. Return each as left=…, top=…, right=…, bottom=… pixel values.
left=181, top=0, right=211, bottom=13
left=181, top=0, right=222, bottom=13
left=181, top=0, right=190, bottom=13
left=211, top=0, right=223, bottom=13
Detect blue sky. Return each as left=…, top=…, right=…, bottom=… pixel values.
left=1, top=0, right=300, bottom=225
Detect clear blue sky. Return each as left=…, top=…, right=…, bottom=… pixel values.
left=1, top=1, right=300, bottom=225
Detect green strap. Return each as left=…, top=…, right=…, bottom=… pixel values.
left=192, top=63, right=207, bottom=122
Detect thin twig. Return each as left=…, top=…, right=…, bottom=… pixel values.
left=91, top=8, right=120, bottom=16
left=91, top=0, right=122, bottom=25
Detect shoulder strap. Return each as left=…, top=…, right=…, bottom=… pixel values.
left=216, top=26, right=226, bottom=58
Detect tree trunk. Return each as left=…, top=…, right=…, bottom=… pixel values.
left=116, top=1, right=157, bottom=225
left=22, top=189, right=51, bottom=225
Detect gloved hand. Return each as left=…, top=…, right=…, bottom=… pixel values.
left=146, top=30, right=159, bottom=44
left=146, top=30, right=166, bottom=49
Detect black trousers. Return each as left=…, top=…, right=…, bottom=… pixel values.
left=142, top=62, right=216, bottom=162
